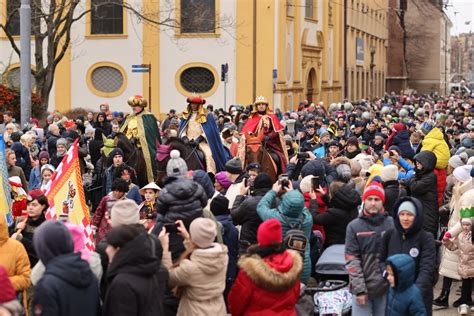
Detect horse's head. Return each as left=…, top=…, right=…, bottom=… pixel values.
left=114, top=132, right=135, bottom=156
left=245, top=131, right=264, bottom=165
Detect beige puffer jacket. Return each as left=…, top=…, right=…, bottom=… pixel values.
left=444, top=230, right=474, bottom=279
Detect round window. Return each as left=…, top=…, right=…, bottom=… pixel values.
left=91, top=66, right=124, bottom=93
left=180, top=67, right=215, bottom=93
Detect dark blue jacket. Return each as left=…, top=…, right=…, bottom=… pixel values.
left=215, top=214, right=239, bottom=291
left=386, top=254, right=427, bottom=316
left=391, top=130, right=415, bottom=160
left=381, top=197, right=436, bottom=316
left=33, top=253, right=99, bottom=316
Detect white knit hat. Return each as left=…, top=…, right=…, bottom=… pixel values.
left=381, top=165, right=399, bottom=182
left=453, top=165, right=473, bottom=183
left=110, top=199, right=140, bottom=227
left=189, top=218, right=217, bottom=248
left=299, top=175, right=313, bottom=194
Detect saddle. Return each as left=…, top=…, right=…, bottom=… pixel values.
left=156, top=145, right=171, bottom=162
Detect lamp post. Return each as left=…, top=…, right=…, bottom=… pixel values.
left=20, top=0, right=31, bottom=129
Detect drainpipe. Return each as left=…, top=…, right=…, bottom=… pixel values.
left=252, top=0, right=257, bottom=101
left=344, top=0, right=348, bottom=99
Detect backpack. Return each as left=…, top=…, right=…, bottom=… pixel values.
left=280, top=212, right=307, bottom=257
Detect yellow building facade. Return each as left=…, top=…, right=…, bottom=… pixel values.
left=1, top=0, right=346, bottom=116
left=345, top=0, right=388, bottom=101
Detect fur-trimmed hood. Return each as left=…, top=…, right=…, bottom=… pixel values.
left=330, top=156, right=351, bottom=168
left=238, top=250, right=302, bottom=291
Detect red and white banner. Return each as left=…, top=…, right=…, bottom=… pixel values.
left=44, top=140, right=94, bottom=250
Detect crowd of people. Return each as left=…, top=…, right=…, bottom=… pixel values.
left=0, top=91, right=473, bottom=316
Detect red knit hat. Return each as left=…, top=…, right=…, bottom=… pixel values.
left=0, top=266, right=16, bottom=303
left=257, top=219, right=282, bottom=246
left=362, top=177, right=385, bottom=203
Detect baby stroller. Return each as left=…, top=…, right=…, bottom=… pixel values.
left=313, top=244, right=352, bottom=315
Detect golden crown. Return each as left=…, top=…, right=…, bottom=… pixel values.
left=254, top=95, right=268, bottom=105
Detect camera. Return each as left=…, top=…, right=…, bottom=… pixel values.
left=278, top=174, right=290, bottom=188
left=297, top=152, right=310, bottom=160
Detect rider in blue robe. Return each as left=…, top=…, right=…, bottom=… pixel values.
left=178, top=96, right=230, bottom=173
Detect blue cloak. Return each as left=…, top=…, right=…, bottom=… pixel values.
left=178, top=113, right=231, bottom=172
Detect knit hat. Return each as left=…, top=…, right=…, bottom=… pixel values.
left=41, top=164, right=55, bottom=175
left=362, top=178, right=385, bottom=203
left=346, top=136, right=359, bottom=147
left=33, top=220, right=74, bottom=265
left=299, top=175, right=313, bottom=194
left=215, top=171, right=232, bottom=189
left=56, top=138, right=69, bottom=149
left=448, top=152, right=468, bottom=169
left=336, top=164, right=352, bottom=183
left=64, top=223, right=91, bottom=262
left=398, top=200, right=417, bottom=216
left=38, top=150, right=50, bottom=160
left=110, top=199, right=140, bottom=227
left=189, top=217, right=217, bottom=248
left=453, top=165, right=473, bottom=183
left=210, top=195, right=230, bottom=216
left=253, top=172, right=273, bottom=190
left=27, top=189, right=46, bottom=202
left=110, top=147, right=124, bottom=158
left=257, top=219, right=283, bottom=247
left=225, top=158, right=243, bottom=174
left=166, top=150, right=188, bottom=177
left=381, top=165, right=399, bottom=182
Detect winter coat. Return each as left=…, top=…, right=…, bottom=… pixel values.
left=304, top=191, right=327, bottom=241
left=433, top=168, right=447, bottom=209
left=46, top=131, right=59, bottom=157
left=126, top=183, right=142, bottom=205
left=0, top=215, right=31, bottom=291
left=33, top=252, right=99, bottom=316
left=11, top=142, right=31, bottom=177
left=443, top=231, right=474, bottom=279
left=257, top=190, right=313, bottom=283
left=386, top=254, right=427, bottom=316
left=228, top=250, right=302, bottom=316
left=312, top=184, right=361, bottom=247
left=156, top=178, right=207, bottom=261
left=231, top=188, right=269, bottom=252
left=383, top=180, right=407, bottom=216
left=162, top=243, right=229, bottom=316
left=421, top=128, right=450, bottom=169
left=345, top=212, right=394, bottom=298
left=50, top=152, right=65, bottom=169
left=29, top=166, right=42, bottom=191
left=408, top=151, right=439, bottom=238
left=88, top=138, right=103, bottom=167
left=91, top=194, right=125, bottom=244
left=380, top=197, right=436, bottom=316
left=390, top=130, right=415, bottom=160
left=16, top=214, right=46, bottom=267
left=103, top=232, right=168, bottom=316
left=215, top=214, right=239, bottom=287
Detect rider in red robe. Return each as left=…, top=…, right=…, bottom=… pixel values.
left=240, top=96, right=288, bottom=173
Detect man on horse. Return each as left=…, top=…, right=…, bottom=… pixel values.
left=120, top=95, right=161, bottom=184
left=239, top=96, right=288, bottom=174
left=178, top=95, right=230, bottom=174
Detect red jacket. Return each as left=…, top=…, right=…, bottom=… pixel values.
left=303, top=191, right=327, bottom=241
left=228, top=250, right=302, bottom=316
left=434, top=168, right=446, bottom=208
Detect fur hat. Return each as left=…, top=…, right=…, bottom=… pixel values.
left=381, top=165, right=399, bottom=182
left=189, top=218, right=217, bottom=248
left=257, top=219, right=282, bottom=247
left=166, top=150, right=188, bottom=177
left=110, top=199, right=140, bottom=227
left=225, top=158, right=243, bottom=175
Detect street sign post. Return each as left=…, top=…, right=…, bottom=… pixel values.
left=132, top=64, right=151, bottom=111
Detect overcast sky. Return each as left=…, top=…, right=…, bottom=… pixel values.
left=446, top=0, right=473, bottom=35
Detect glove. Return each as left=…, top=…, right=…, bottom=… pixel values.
left=442, top=231, right=451, bottom=241
left=182, top=136, right=189, bottom=144
left=195, top=135, right=205, bottom=144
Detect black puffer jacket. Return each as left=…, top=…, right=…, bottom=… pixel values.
left=407, top=151, right=438, bottom=238
left=103, top=232, right=169, bottom=316
left=382, top=180, right=407, bottom=216
left=155, top=177, right=207, bottom=260
left=380, top=196, right=436, bottom=316
left=312, top=184, right=361, bottom=247
left=231, top=188, right=273, bottom=253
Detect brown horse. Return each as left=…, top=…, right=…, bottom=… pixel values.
left=244, top=131, right=278, bottom=182
left=115, top=132, right=149, bottom=188
left=155, top=137, right=205, bottom=185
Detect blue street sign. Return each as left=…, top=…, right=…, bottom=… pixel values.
left=132, top=69, right=150, bottom=73
left=132, top=64, right=150, bottom=68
